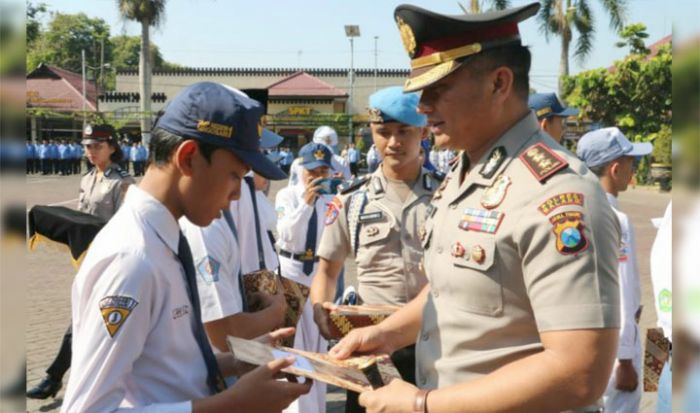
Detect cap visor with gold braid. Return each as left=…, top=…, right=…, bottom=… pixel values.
left=394, top=2, right=540, bottom=92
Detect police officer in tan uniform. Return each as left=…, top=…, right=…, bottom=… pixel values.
left=78, top=124, right=135, bottom=221
left=310, top=86, right=439, bottom=413
left=330, top=4, right=622, bottom=413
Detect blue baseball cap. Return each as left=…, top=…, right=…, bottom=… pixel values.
left=154, top=82, right=286, bottom=180
left=576, top=127, right=653, bottom=168
left=529, top=93, right=579, bottom=120
left=368, top=86, right=427, bottom=127
left=261, top=128, right=284, bottom=149
left=299, top=143, right=332, bottom=170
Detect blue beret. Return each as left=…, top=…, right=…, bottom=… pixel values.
left=368, top=86, right=427, bottom=127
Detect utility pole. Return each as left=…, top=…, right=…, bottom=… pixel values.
left=374, top=36, right=379, bottom=92
left=81, top=49, right=87, bottom=128
left=99, top=37, right=104, bottom=112
left=344, top=25, right=360, bottom=145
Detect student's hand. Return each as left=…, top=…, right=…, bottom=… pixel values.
left=359, top=378, right=417, bottom=413
left=312, top=302, right=341, bottom=340
left=304, top=177, right=323, bottom=206
left=228, top=357, right=312, bottom=413
left=329, top=324, right=394, bottom=360
left=615, top=360, right=638, bottom=392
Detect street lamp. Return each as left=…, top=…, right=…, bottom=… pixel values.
left=344, top=24, right=360, bottom=145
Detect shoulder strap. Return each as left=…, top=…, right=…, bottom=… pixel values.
left=347, top=190, right=368, bottom=257
left=244, top=176, right=266, bottom=271
left=222, top=208, right=248, bottom=312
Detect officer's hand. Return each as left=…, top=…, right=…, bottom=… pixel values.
left=359, top=378, right=417, bottom=413
left=304, top=177, right=323, bottom=206
left=227, top=356, right=312, bottom=413
left=313, top=302, right=341, bottom=340
left=255, top=326, right=296, bottom=346
left=615, top=360, right=638, bottom=392
left=329, top=324, right=394, bottom=360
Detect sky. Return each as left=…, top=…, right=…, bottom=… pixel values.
left=38, top=0, right=698, bottom=93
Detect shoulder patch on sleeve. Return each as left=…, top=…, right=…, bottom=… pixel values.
left=519, top=143, right=568, bottom=182
left=538, top=192, right=584, bottom=215
left=324, top=196, right=343, bottom=225
left=339, top=175, right=370, bottom=194
left=196, top=256, right=221, bottom=284
left=549, top=211, right=589, bottom=255
left=99, top=296, right=138, bottom=338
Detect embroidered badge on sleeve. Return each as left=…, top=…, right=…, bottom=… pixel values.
left=538, top=192, right=584, bottom=215
left=99, top=296, right=138, bottom=338
left=549, top=211, right=588, bottom=255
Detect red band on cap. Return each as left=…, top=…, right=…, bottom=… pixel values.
left=85, top=131, right=112, bottom=138
left=417, top=23, right=519, bottom=58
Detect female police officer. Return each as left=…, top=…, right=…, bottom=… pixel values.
left=78, top=124, right=136, bottom=220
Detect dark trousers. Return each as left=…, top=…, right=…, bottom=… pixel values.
left=73, top=159, right=81, bottom=174
left=345, top=345, right=416, bottom=413
left=40, top=159, right=49, bottom=174
left=350, top=162, right=359, bottom=176
left=46, top=324, right=72, bottom=380
left=27, top=159, right=34, bottom=174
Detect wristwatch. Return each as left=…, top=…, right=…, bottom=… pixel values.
left=413, top=389, right=431, bottom=413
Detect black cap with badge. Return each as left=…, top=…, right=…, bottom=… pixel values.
left=394, top=2, right=540, bottom=92
left=82, top=124, right=116, bottom=145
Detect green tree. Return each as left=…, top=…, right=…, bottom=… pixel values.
left=562, top=40, right=671, bottom=182
left=538, top=0, right=627, bottom=95
left=26, top=1, right=47, bottom=47
left=117, top=0, right=166, bottom=144
left=27, top=12, right=111, bottom=74
left=615, top=23, right=650, bottom=55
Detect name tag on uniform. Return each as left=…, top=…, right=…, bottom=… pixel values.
left=458, top=208, right=504, bottom=234
left=359, top=211, right=384, bottom=223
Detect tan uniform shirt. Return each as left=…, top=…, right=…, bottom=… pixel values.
left=417, top=112, right=621, bottom=389
left=78, top=164, right=135, bottom=221
left=317, top=167, right=439, bottom=305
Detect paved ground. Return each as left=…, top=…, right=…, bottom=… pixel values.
left=23, top=172, right=670, bottom=413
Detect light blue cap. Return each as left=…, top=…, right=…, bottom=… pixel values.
left=576, top=127, right=653, bottom=168
left=368, top=86, right=426, bottom=127
left=260, top=128, right=284, bottom=149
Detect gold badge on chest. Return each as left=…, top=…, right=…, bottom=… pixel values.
left=480, top=175, right=511, bottom=209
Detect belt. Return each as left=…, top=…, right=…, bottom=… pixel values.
left=279, top=249, right=319, bottom=263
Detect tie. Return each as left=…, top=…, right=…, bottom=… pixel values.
left=303, top=203, right=318, bottom=276
left=177, top=232, right=226, bottom=395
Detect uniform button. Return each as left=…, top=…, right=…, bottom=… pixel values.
left=436, top=246, right=443, bottom=254
left=432, top=289, right=439, bottom=298
left=421, top=331, right=429, bottom=341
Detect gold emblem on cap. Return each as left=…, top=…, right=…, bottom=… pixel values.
left=313, top=149, right=325, bottom=161
left=197, top=120, right=233, bottom=139
left=368, top=108, right=384, bottom=123
left=396, top=17, right=417, bottom=58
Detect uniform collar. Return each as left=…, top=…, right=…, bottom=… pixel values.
left=446, top=112, right=540, bottom=205
left=124, top=185, right=180, bottom=254
left=368, top=164, right=433, bottom=202
left=605, top=192, right=620, bottom=209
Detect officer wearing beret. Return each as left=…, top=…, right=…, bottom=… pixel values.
left=310, top=86, right=440, bottom=413
left=61, top=82, right=310, bottom=413
left=529, top=92, right=579, bottom=143
left=331, top=4, right=621, bottom=413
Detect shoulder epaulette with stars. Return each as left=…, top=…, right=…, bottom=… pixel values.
left=339, top=175, right=370, bottom=195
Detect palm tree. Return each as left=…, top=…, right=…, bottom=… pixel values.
left=538, top=0, right=627, bottom=95
left=117, top=0, right=166, bottom=146
left=458, top=0, right=510, bottom=14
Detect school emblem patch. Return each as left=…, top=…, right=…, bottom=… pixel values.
left=99, top=296, right=138, bottom=338
left=196, top=256, right=221, bottom=284
left=519, top=143, right=568, bottom=182
left=538, top=192, right=584, bottom=215
left=549, top=211, right=588, bottom=255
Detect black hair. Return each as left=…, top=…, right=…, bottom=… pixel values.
left=109, top=140, right=124, bottom=163
left=148, top=127, right=219, bottom=167
left=461, top=44, right=531, bottom=101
